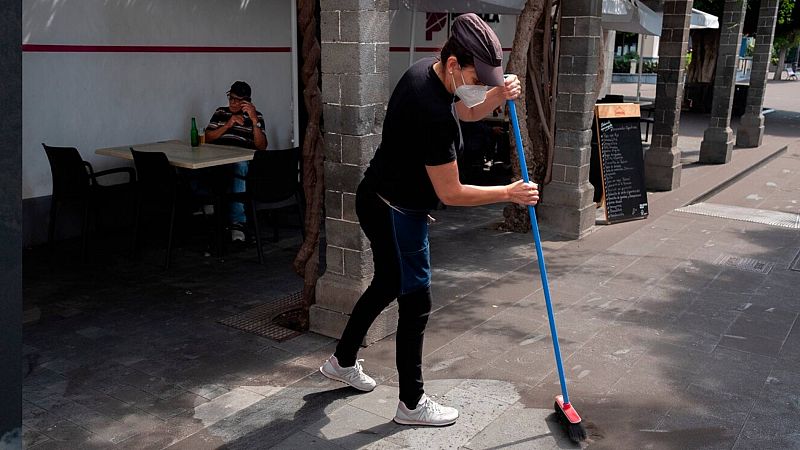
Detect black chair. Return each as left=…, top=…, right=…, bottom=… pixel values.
left=229, top=148, right=305, bottom=264
left=131, top=149, right=222, bottom=269
left=42, top=144, right=135, bottom=261
left=130, top=149, right=188, bottom=269
left=597, top=94, right=624, bottom=104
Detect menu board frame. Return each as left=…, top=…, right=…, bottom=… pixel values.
left=593, top=103, right=649, bottom=224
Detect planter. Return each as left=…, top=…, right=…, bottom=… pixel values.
left=612, top=73, right=657, bottom=84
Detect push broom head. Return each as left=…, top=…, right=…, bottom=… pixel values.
left=554, top=395, right=587, bottom=444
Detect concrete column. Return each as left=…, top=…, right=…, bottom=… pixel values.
left=0, top=0, right=22, bottom=446
left=699, top=0, right=748, bottom=164
left=644, top=0, right=693, bottom=191
left=311, top=0, right=394, bottom=344
left=736, top=0, right=780, bottom=148
left=538, top=0, right=601, bottom=239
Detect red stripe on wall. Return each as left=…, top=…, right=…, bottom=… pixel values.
left=390, top=46, right=513, bottom=52
left=390, top=46, right=441, bottom=52
left=21, top=44, right=291, bottom=53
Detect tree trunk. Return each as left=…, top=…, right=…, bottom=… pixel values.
left=774, top=46, right=788, bottom=80
left=685, top=28, right=720, bottom=112
left=596, top=30, right=610, bottom=98
left=527, top=16, right=548, bottom=185
left=687, top=29, right=720, bottom=84
left=500, top=0, right=547, bottom=233
left=293, top=0, right=325, bottom=330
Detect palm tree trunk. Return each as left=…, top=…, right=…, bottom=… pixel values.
left=501, top=0, right=548, bottom=232
left=774, top=46, right=788, bottom=80
left=293, top=0, right=325, bottom=329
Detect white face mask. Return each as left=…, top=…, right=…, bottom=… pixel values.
left=452, top=69, right=489, bottom=108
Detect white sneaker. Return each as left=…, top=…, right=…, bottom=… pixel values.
left=393, top=394, right=459, bottom=426
left=230, top=223, right=246, bottom=242
left=230, top=229, right=246, bottom=242
left=319, top=355, right=376, bottom=392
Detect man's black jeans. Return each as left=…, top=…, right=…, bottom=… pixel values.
left=334, top=179, right=433, bottom=410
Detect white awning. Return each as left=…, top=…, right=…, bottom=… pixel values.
left=690, top=8, right=720, bottom=29
left=602, top=0, right=661, bottom=36
left=390, top=0, right=526, bottom=15
left=390, top=0, right=717, bottom=35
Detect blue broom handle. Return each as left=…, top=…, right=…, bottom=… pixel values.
left=507, top=100, right=570, bottom=405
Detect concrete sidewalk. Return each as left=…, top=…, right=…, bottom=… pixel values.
left=160, top=141, right=800, bottom=450
left=22, top=81, right=800, bottom=449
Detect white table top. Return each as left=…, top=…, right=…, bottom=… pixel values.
left=96, top=141, right=255, bottom=169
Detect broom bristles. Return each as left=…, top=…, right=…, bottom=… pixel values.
left=565, top=420, right=587, bottom=443
left=554, top=401, right=588, bottom=443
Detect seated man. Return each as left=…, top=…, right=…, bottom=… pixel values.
left=205, top=81, right=267, bottom=241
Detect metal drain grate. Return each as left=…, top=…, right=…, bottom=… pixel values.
left=791, top=249, right=800, bottom=272
left=675, top=203, right=800, bottom=229
left=714, top=254, right=775, bottom=274
left=218, top=291, right=304, bottom=342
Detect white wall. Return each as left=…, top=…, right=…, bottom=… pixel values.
left=23, top=0, right=295, bottom=199
left=642, top=35, right=660, bottom=59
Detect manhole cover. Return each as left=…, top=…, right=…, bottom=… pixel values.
left=675, top=203, right=800, bottom=229
left=714, top=254, right=774, bottom=274
left=218, top=291, right=304, bottom=342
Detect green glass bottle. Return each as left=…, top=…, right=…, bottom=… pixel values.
left=190, top=117, right=199, bottom=147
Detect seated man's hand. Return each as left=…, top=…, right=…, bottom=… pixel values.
left=226, top=115, right=245, bottom=128
left=241, top=102, right=258, bottom=124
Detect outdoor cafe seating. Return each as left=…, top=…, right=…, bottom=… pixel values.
left=44, top=139, right=305, bottom=268
left=226, top=147, right=305, bottom=265
left=42, top=143, right=135, bottom=262
left=130, top=149, right=222, bottom=269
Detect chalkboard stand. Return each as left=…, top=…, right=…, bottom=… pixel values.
left=592, top=103, right=649, bottom=224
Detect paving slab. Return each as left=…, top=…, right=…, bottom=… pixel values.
left=21, top=81, right=800, bottom=449
left=463, top=403, right=573, bottom=450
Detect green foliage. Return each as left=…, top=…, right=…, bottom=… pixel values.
left=695, top=0, right=778, bottom=37
left=775, top=0, right=800, bottom=50
left=778, top=0, right=795, bottom=25
left=692, top=0, right=724, bottom=16
left=612, top=51, right=640, bottom=73
left=694, top=0, right=798, bottom=56
left=745, top=37, right=755, bottom=57
left=642, top=58, right=659, bottom=73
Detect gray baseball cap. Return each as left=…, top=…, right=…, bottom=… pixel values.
left=450, top=13, right=504, bottom=86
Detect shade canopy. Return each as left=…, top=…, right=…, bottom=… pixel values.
left=602, top=0, right=662, bottom=36
left=391, top=0, right=526, bottom=15
left=390, top=0, right=719, bottom=35
left=690, top=8, right=720, bottom=29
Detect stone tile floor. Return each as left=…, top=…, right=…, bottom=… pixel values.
left=23, top=176, right=800, bottom=448
left=21, top=85, right=800, bottom=448
left=22, top=219, right=315, bottom=449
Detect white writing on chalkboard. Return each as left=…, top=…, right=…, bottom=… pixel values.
left=595, top=115, right=649, bottom=223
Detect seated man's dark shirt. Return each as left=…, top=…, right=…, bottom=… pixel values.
left=206, top=107, right=265, bottom=150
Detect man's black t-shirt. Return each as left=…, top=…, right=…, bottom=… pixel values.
left=364, top=57, right=459, bottom=210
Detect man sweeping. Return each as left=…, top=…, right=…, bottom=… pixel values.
left=320, top=13, right=538, bottom=426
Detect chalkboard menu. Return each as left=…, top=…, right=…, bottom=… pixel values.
left=592, top=103, right=649, bottom=224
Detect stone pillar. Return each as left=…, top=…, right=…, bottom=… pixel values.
left=0, top=0, right=22, bottom=445
left=699, top=0, right=748, bottom=164
left=310, top=0, right=394, bottom=344
left=736, top=0, right=780, bottom=148
left=644, top=0, right=693, bottom=191
left=537, top=0, right=601, bottom=239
